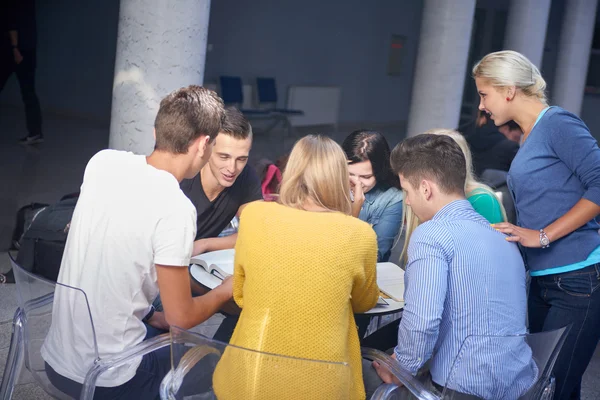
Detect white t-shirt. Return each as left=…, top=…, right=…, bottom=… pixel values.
left=41, top=149, right=196, bottom=387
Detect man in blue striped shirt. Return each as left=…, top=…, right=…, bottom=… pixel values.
left=369, top=134, right=537, bottom=399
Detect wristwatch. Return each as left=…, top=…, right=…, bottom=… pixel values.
left=539, top=229, right=550, bottom=248
left=142, top=305, right=155, bottom=323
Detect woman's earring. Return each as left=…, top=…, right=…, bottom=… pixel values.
left=506, top=97, right=510, bottom=101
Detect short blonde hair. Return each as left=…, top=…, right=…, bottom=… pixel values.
left=278, top=135, right=352, bottom=214
left=472, top=50, right=547, bottom=104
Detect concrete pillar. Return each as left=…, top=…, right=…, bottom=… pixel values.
left=109, top=0, right=212, bottom=154
left=552, top=0, right=599, bottom=115
left=407, top=0, right=476, bottom=137
left=504, top=0, right=552, bottom=68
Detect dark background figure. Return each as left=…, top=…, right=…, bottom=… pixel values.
left=466, top=110, right=520, bottom=178
left=1, top=0, right=43, bottom=144
left=464, top=111, right=521, bottom=224
left=498, top=120, right=523, bottom=144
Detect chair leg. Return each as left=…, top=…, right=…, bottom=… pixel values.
left=0, top=309, right=25, bottom=400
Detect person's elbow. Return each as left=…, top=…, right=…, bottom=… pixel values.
left=163, top=307, right=196, bottom=329
left=352, top=290, right=379, bottom=313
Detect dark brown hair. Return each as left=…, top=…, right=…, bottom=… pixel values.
left=390, top=134, right=466, bottom=195
left=341, top=130, right=400, bottom=189
left=154, top=85, right=225, bottom=154
left=220, top=107, right=252, bottom=140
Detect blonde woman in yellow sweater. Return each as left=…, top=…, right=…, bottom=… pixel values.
left=213, top=134, right=379, bottom=399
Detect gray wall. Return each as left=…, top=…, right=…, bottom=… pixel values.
left=1, top=0, right=120, bottom=124
left=2, top=0, right=423, bottom=126
left=1, top=0, right=597, bottom=133
left=204, top=0, right=423, bottom=125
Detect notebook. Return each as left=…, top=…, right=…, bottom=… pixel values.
left=376, top=262, right=405, bottom=302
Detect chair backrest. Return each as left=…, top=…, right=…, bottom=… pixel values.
left=256, top=77, right=278, bottom=105
left=219, top=76, right=244, bottom=105
left=9, top=254, right=99, bottom=399
left=444, top=327, right=570, bottom=399
left=160, top=326, right=352, bottom=399
left=519, top=326, right=570, bottom=399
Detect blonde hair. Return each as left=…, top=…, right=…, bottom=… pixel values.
left=399, top=129, right=507, bottom=263
left=278, top=135, right=352, bottom=214
left=472, top=50, right=548, bottom=105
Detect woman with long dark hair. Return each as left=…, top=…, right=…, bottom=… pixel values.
left=342, top=130, right=403, bottom=262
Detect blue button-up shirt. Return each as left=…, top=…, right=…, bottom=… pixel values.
left=358, top=184, right=403, bottom=262
left=394, top=200, right=538, bottom=399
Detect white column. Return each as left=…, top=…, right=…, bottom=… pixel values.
left=552, top=0, right=599, bottom=115
left=109, top=0, right=212, bottom=155
left=407, top=0, right=476, bottom=137
left=504, top=0, right=551, bottom=67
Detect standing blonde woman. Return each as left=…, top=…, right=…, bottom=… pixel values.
left=473, top=50, right=600, bottom=400
left=213, top=134, right=379, bottom=400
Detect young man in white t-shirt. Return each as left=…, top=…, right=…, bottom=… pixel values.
left=41, top=85, right=233, bottom=399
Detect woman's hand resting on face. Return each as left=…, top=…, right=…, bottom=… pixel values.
left=350, top=175, right=365, bottom=218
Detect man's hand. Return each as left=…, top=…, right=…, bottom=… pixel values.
left=215, top=275, right=234, bottom=299
left=147, top=310, right=169, bottom=331
left=372, top=353, right=402, bottom=386
left=13, top=48, right=23, bottom=65
left=350, top=175, right=365, bottom=218
left=492, top=223, right=541, bottom=248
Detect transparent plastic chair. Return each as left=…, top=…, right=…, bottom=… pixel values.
left=1, top=254, right=170, bottom=400
left=363, top=325, right=570, bottom=400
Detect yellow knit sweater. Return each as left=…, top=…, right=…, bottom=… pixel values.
left=213, top=201, right=379, bottom=399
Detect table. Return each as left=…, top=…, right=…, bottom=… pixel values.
left=189, top=262, right=404, bottom=319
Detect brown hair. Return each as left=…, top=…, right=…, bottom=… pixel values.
left=390, top=134, right=466, bottom=195
left=220, top=107, right=253, bottom=140
left=154, top=85, right=225, bottom=154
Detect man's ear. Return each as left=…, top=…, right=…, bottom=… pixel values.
left=153, top=128, right=156, bottom=141
left=421, top=179, right=433, bottom=201
left=196, top=135, right=211, bottom=157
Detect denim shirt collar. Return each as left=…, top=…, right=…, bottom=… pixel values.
left=364, top=183, right=389, bottom=205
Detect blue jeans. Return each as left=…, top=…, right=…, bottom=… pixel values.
left=528, top=263, right=600, bottom=400
left=45, top=323, right=169, bottom=400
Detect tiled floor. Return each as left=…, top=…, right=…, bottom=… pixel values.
left=1, top=107, right=599, bottom=398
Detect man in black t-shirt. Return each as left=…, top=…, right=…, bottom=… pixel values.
left=180, top=107, right=262, bottom=255
left=179, top=107, right=261, bottom=343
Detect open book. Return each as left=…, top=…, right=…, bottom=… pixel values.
left=376, top=262, right=405, bottom=303
left=190, top=249, right=235, bottom=281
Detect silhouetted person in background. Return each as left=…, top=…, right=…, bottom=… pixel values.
left=1, top=0, right=43, bottom=144
left=498, top=119, right=522, bottom=144
left=466, top=110, right=520, bottom=177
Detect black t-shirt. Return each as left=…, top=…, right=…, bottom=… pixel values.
left=180, top=165, right=263, bottom=240
left=1, top=0, right=37, bottom=53
left=466, top=122, right=520, bottom=177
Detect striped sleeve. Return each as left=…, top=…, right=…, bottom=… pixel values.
left=394, top=222, right=451, bottom=373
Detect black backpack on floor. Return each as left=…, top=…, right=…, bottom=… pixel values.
left=11, top=202, right=49, bottom=250
left=15, top=195, right=78, bottom=282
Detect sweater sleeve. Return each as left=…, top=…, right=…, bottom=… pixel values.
left=233, top=206, right=252, bottom=308
left=351, top=226, right=380, bottom=313
left=549, top=112, right=600, bottom=206
left=467, top=190, right=504, bottom=224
